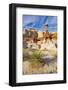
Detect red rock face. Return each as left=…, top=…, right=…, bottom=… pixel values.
left=23, top=29, right=57, bottom=44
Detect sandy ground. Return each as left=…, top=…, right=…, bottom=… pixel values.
left=23, top=52, right=57, bottom=75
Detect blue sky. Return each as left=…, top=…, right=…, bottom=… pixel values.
left=23, top=15, right=57, bottom=32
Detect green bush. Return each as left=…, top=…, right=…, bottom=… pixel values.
left=30, top=50, right=44, bottom=64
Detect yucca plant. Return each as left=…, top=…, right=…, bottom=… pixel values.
left=30, top=50, right=44, bottom=68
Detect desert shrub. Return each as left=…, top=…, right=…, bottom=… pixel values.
left=29, top=50, right=44, bottom=65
